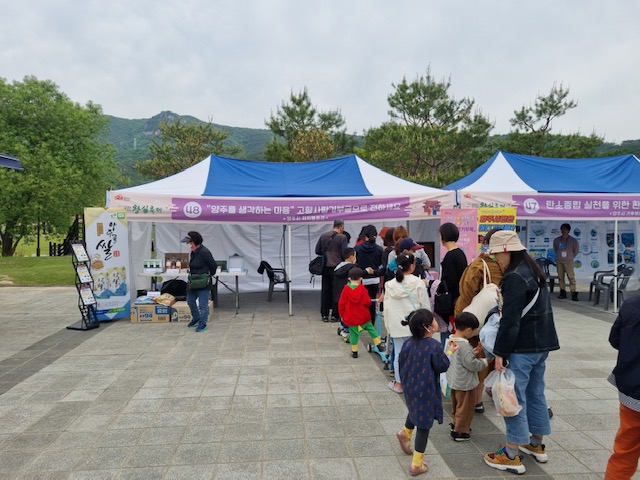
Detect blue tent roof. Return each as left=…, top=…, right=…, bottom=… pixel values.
left=202, top=155, right=372, bottom=197
left=445, top=151, right=640, bottom=193
left=0, top=154, right=23, bottom=170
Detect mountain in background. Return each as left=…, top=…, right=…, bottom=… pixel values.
left=106, top=111, right=640, bottom=187
left=106, top=111, right=273, bottom=186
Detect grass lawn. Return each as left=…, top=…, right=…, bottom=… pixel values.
left=0, top=256, right=76, bottom=285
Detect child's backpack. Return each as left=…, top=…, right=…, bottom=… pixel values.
left=427, top=278, right=448, bottom=332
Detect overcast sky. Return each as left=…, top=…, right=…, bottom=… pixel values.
left=2, top=1, right=639, bottom=144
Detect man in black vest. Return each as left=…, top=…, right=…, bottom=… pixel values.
left=315, top=219, right=348, bottom=322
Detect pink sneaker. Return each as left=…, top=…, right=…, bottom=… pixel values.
left=396, top=430, right=413, bottom=455
left=408, top=460, right=429, bottom=476
left=388, top=380, right=403, bottom=394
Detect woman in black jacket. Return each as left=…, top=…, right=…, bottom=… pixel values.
left=483, top=230, right=560, bottom=475
left=182, top=231, right=217, bottom=333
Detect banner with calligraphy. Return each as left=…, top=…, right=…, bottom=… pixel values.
left=84, top=207, right=131, bottom=321
left=106, top=192, right=454, bottom=223
left=440, top=209, right=478, bottom=264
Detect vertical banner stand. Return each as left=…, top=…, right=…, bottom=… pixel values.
left=67, top=241, right=100, bottom=331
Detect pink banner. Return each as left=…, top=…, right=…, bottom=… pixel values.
left=514, top=195, right=640, bottom=219
left=108, top=192, right=454, bottom=223
left=440, top=209, right=478, bottom=263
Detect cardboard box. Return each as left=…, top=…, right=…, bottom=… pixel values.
left=170, top=300, right=213, bottom=323
left=131, top=304, right=172, bottom=323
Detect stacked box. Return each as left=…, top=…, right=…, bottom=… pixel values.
left=171, top=301, right=213, bottom=322
left=131, top=304, right=171, bottom=323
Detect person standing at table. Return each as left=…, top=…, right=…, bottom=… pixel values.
left=553, top=223, right=579, bottom=301
left=182, top=231, right=217, bottom=332
left=316, top=219, right=348, bottom=322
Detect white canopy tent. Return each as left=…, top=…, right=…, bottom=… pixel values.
left=445, top=151, right=640, bottom=310
left=108, top=155, right=455, bottom=315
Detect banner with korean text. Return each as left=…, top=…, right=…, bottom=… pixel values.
left=107, top=192, right=454, bottom=223
left=478, top=206, right=517, bottom=248
left=440, top=209, right=478, bottom=264
left=84, top=207, right=131, bottom=321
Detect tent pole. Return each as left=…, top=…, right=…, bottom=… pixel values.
left=288, top=224, right=293, bottom=315
left=613, top=220, right=619, bottom=313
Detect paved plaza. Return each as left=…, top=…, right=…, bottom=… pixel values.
left=0, top=286, right=638, bottom=479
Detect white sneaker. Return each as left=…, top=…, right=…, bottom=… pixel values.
left=519, top=443, right=548, bottom=463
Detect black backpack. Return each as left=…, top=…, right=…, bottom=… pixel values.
left=160, top=279, right=188, bottom=300
left=433, top=280, right=452, bottom=318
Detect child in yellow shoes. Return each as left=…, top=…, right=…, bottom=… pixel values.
left=395, top=309, right=450, bottom=476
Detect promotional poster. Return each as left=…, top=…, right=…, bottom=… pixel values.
left=525, top=220, right=636, bottom=279
left=84, top=207, right=131, bottom=321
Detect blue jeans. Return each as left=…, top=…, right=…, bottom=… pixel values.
left=504, top=352, right=552, bottom=445
left=187, top=288, right=210, bottom=328
left=392, top=336, right=409, bottom=384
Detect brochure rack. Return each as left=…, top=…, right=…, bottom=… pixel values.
left=67, top=241, right=100, bottom=331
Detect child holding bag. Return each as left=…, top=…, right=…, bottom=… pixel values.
left=395, top=309, right=450, bottom=476
left=447, top=312, right=491, bottom=441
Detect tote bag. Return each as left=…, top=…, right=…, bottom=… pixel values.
left=463, top=260, right=500, bottom=334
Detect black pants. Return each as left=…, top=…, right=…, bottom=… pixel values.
left=320, top=266, right=335, bottom=317
left=364, top=283, right=378, bottom=325
left=405, top=415, right=430, bottom=454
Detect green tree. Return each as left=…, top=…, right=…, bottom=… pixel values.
left=136, top=118, right=242, bottom=179
left=494, top=83, right=604, bottom=157
left=361, top=69, right=493, bottom=186
left=0, top=76, right=118, bottom=256
left=265, top=88, right=356, bottom=161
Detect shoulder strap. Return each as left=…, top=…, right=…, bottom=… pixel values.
left=481, top=259, right=491, bottom=286
left=522, top=288, right=540, bottom=317
left=322, top=231, right=338, bottom=255
left=399, top=282, right=418, bottom=310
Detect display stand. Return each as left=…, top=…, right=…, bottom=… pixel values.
left=67, top=242, right=100, bottom=331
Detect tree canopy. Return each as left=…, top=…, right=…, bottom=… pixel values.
left=0, top=76, right=118, bottom=256
left=264, top=88, right=357, bottom=162
left=492, top=83, right=605, bottom=157
left=360, top=70, right=493, bottom=186
left=136, top=118, right=242, bottom=179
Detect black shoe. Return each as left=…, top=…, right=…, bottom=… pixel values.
left=321, top=315, right=329, bottom=322
left=558, top=290, right=567, bottom=299
left=330, top=317, right=340, bottom=323
left=351, top=351, right=358, bottom=358
left=571, top=292, right=579, bottom=301
left=450, top=422, right=472, bottom=433
left=475, top=402, right=485, bottom=413
left=450, top=431, right=471, bottom=442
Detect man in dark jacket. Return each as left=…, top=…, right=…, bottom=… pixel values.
left=315, top=219, right=348, bottom=322
left=182, top=231, right=217, bottom=332
left=605, top=295, right=640, bottom=478
left=355, top=225, right=385, bottom=324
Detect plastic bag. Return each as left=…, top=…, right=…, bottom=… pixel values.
left=484, top=369, right=521, bottom=417
left=439, top=338, right=456, bottom=398
left=440, top=372, right=451, bottom=398
left=479, top=310, right=501, bottom=357
left=153, top=293, right=176, bottom=307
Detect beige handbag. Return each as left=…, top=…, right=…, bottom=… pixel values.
left=462, top=260, right=501, bottom=334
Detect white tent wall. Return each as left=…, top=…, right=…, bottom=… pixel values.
left=130, top=218, right=445, bottom=298
left=129, top=222, right=153, bottom=295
